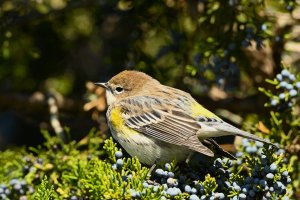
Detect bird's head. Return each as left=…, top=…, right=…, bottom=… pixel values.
left=94, top=70, right=160, bottom=105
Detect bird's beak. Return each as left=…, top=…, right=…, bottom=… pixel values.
left=94, top=82, right=108, bottom=89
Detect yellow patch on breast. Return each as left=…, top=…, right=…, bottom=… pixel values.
left=109, top=107, right=139, bottom=136
left=190, top=102, right=220, bottom=119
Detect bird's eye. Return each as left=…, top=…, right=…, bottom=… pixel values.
left=115, top=86, right=124, bottom=94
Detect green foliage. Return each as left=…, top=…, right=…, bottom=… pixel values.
left=0, top=127, right=294, bottom=199
left=0, top=149, right=25, bottom=183
left=32, top=176, right=58, bottom=200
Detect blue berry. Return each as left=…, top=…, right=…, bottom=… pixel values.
left=275, top=36, right=282, bottom=42
left=4, top=189, right=10, bottom=195
left=296, top=82, right=300, bottom=89
left=14, top=183, right=22, bottom=190
left=281, top=69, right=290, bottom=76
left=143, top=182, right=149, bottom=188
left=265, top=191, right=271, bottom=197
left=269, top=187, right=274, bottom=192
left=239, top=193, right=246, bottom=199
left=184, top=185, right=192, bottom=193
left=286, top=177, right=291, bottom=183
left=122, top=176, right=128, bottom=181
left=264, top=165, right=270, bottom=173
left=282, top=171, right=288, bottom=177
left=266, top=173, right=274, bottom=179
left=270, top=163, right=277, bottom=172
left=70, top=196, right=78, bottom=200
left=242, top=139, right=250, bottom=147
left=163, top=170, right=168, bottom=178
left=191, top=187, right=197, bottom=194
left=232, top=195, right=238, bottom=200
left=264, top=185, right=269, bottom=191
left=259, top=180, right=267, bottom=187
left=274, top=181, right=283, bottom=190
left=275, top=148, right=285, bottom=155
left=279, top=81, right=288, bottom=88
left=255, top=141, right=264, bottom=147
left=215, top=192, right=225, bottom=199
left=190, top=194, right=200, bottom=200
left=254, top=165, right=260, bottom=172
left=153, top=185, right=159, bottom=192
left=116, top=159, right=124, bottom=168
left=276, top=74, right=283, bottom=81
left=167, top=172, right=174, bottom=178
left=261, top=155, right=268, bottom=165
left=130, top=189, right=137, bottom=198
left=289, top=74, right=296, bottom=81
left=289, top=89, right=297, bottom=97
left=286, top=84, right=293, bottom=90
left=249, top=190, right=256, bottom=197
left=286, top=5, right=293, bottom=11
left=224, top=181, right=231, bottom=187
left=111, top=164, right=117, bottom=170
left=245, top=177, right=253, bottom=184
left=155, top=168, right=164, bottom=177
left=166, top=187, right=180, bottom=196
left=261, top=24, right=267, bottom=31
left=165, top=163, right=171, bottom=171
left=9, top=179, right=18, bottom=186
left=136, top=191, right=141, bottom=198
left=234, top=185, right=241, bottom=191
left=279, top=93, right=285, bottom=99
left=282, top=196, right=289, bottom=200
left=115, top=151, right=123, bottom=158
left=245, top=145, right=257, bottom=153
left=236, top=152, right=243, bottom=157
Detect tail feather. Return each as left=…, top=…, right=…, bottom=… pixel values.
left=235, top=129, right=273, bottom=145
left=216, top=122, right=275, bottom=146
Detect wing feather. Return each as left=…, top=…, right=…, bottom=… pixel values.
left=116, top=96, right=214, bottom=157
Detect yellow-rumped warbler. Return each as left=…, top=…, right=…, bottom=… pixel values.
left=95, top=70, right=273, bottom=165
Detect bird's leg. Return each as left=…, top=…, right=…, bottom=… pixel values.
left=147, top=163, right=157, bottom=177
left=186, top=153, right=193, bottom=164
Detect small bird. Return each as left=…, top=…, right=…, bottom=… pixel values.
left=95, top=70, right=273, bottom=166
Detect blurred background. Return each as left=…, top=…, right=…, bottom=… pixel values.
left=0, top=0, right=299, bottom=149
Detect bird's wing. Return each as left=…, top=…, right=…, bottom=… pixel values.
left=195, top=116, right=273, bottom=145
left=116, top=96, right=214, bottom=157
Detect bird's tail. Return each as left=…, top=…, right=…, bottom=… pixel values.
left=235, top=130, right=275, bottom=146
left=216, top=122, right=275, bottom=147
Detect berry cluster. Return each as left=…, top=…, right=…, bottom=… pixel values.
left=0, top=178, right=34, bottom=200
left=108, top=139, right=291, bottom=200
left=269, top=69, right=300, bottom=109
left=0, top=184, right=10, bottom=200
left=241, top=27, right=264, bottom=50
left=0, top=156, right=39, bottom=200
left=235, top=139, right=291, bottom=199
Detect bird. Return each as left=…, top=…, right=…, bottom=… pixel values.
left=94, top=70, right=274, bottom=166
